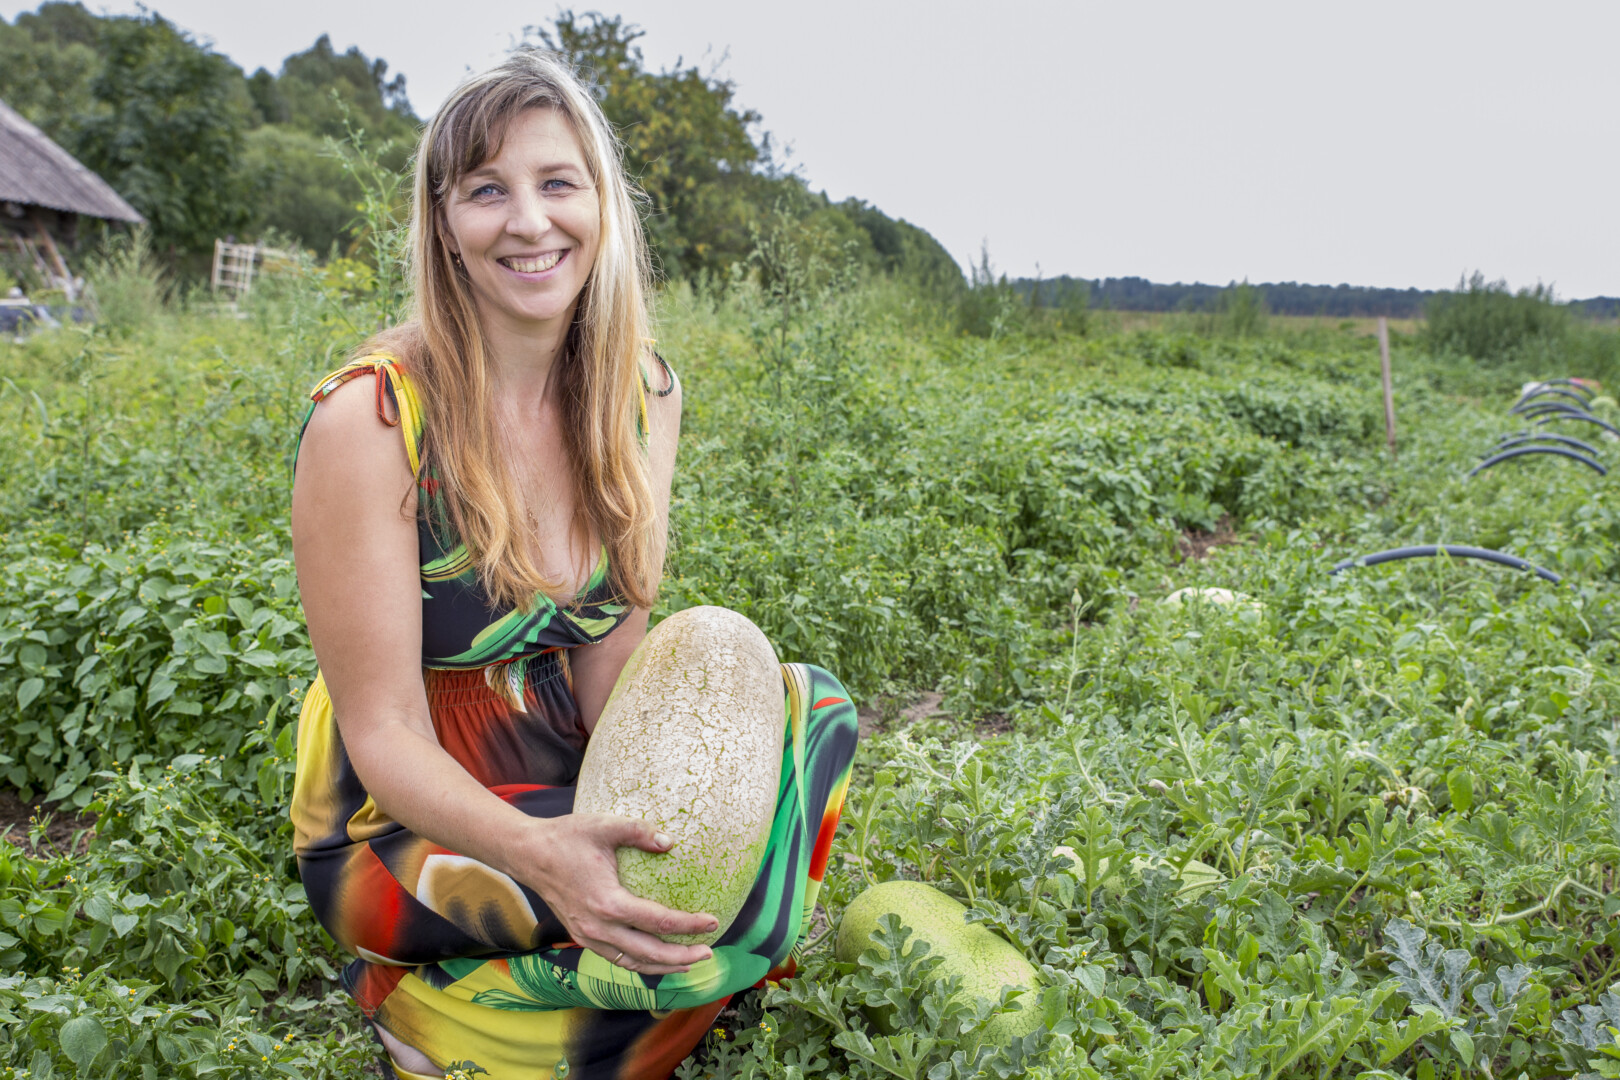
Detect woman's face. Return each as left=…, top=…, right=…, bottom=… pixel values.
left=442, top=106, right=601, bottom=341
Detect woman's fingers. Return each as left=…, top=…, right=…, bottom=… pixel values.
left=525, top=813, right=722, bottom=971
left=616, top=890, right=719, bottom=943
left=579, top=889, right=716, bottom=963
left=586, top=923, right=713, bottom=974
left=577, top=815, right=720, bottom=937
left=574, top=916, right=711, bottom=973
left=602, top=816, right=676, bottom=854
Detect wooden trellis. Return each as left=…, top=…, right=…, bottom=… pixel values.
left=210, top=239, right=294, bottom=298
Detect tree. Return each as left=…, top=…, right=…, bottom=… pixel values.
left=269, top=34, right=419, bottom=144
left=69, top=11, right=254, bottom=257
left=238, top=35, right=420, bottom=253
left=530, top=12, right=961, bottom=291
left=240, top=126, right=355, bottom=256
left=0, top=4, right=98, bottom=137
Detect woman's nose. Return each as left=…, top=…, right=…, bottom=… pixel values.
left=505, top=185, right=551, bottom=239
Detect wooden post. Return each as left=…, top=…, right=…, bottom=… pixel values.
left=1378, top=316, right=1396, bottom=459
left=30, top=216, right=75, bottom=302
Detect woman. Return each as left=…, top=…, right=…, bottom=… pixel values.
left=289, top=51, right=858, bottom=1079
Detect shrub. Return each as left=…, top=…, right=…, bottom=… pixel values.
left=85, top=227, right=170, bottom=337
left=1426, top=272, right=1568, bottom=363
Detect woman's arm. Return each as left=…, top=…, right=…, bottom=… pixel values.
left=570, top=362, right=683, bottom=729
left=292, top=374, right=711, bottom=974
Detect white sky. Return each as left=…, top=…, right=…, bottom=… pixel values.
left=8, top=1, right=1617, bottom=297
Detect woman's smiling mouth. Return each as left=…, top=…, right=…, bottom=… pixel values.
left=499, top=251, right=567, bottom=274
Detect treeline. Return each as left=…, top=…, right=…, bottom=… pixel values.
left=0, top=4, right=960, bottom=290
left=1010, top=274, right=1619, bottom=320
left=0, top=3, right=416, bottom=263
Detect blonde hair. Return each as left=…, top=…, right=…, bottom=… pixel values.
left=369, top=49, right=661, bottom=611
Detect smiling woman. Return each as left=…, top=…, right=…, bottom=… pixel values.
left=286, top=49, right=858, bottom=1080
left=443, top=108, right=602, bottom=352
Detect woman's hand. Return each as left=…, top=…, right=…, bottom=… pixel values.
left=520, top=812, right=718, bottom=975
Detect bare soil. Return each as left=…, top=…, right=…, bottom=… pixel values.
left=0, top=788, right=96, bottom=857
left=1177, top=514, right=1242, bottom=561
left=975, top=713, right=1014, bottom=738
left=856, top=689, right=946, bottom=739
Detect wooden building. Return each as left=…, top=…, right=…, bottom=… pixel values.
left=0, top=98, right=143, bottom=302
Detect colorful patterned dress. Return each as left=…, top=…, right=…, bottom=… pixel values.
left=290, top=355, right=859, bottom=1079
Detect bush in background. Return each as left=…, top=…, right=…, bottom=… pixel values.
left=85, top=227, right=169, bottom=336
left=1426, top=272, right=1569, bottom=362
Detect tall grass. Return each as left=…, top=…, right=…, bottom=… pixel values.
left=84, top=227, right=170, bottom=337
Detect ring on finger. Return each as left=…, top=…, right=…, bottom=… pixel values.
left=613, top=950, right=625, bottom=965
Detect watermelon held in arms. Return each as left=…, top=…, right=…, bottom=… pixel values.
left=573, top=606, right=784, bottom=946
left=835, top=880, right=1043, bottom=1042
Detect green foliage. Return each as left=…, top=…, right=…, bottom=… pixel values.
left=5, top=166, right=1620, bottom=1077
left=1426, top=272, right=1570, bottom=363
left=0, top=526, right=310, bottom=802
left=1222, top=279, right=1267, bottom=338
left=84, top=226, right=169, bottom=336
left=263, top=33, right=418, bottom=144
left=235, top=34, right=419, bottom=254
left=956, top=243, right=1027, bottom=338
left=0, top=3, right=99, bottom=136
left=0, top=753, right=374, bottom=1077
left=71, top=11, right=256, bottom=258
left=240, top=126, right=358, bottom=259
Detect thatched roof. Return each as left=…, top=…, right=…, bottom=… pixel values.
left=0, top=98, right=143, bottom=224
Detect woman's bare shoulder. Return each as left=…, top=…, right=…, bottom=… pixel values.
left=298, top=373, right=415, bottom=480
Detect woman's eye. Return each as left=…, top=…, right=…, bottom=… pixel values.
left=469, top=183, right=502, bottom=199
left=541, top=178, right=574, bottom=193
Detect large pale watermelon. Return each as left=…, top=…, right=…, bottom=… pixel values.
left=573, top=606, right=783, bottom=945
left=835, top=881, right=1043, bottom=1042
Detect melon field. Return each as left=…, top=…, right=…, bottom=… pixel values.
left=5, top=259, right=1620, bottom=1080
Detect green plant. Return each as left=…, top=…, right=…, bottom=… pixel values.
left=86, top=226, right=170, bottom=336
left=2, top=220, right=1620, bottom=1077
left=1426, top=272, right=1569, bottom=363
left=1223, top=279, right=1267, bottom=339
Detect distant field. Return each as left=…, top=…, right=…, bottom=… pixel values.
left=1089, top=308, right=1425, bottom=338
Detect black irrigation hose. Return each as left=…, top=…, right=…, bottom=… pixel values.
left=1512, top=388, right=1594, bottom=412
left=1534, top=411, right=1620, bottom=437
left=1517, top=402, right=1591, bottom=421
left=1491, top=432, right=1603, bottom=457
left=1469, top=446, right=1607, bottom=477
left=1330, top=545, right=1562, bottom=584
left=1514, top=378, right=1596, bottom=405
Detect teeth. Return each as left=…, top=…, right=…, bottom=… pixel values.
left=502, top=251, right=563, bottom=274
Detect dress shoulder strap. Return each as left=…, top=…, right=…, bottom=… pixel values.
left=294, top=353, right=426, bottom=475
left=635, top=349, right=676, bottom=445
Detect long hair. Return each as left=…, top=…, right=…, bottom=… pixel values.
left=369, top=49, right=661, bottom=612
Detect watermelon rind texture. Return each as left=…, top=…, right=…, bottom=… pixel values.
left=574, top=606, right=783, bottom=944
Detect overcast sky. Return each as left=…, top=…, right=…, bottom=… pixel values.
left=8, top=1, right=1617, bottom=296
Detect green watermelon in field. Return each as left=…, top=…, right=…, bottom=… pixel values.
left=835, top=880, right=1042, bottom=1042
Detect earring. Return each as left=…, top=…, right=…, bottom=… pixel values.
left=450, top=251, right=463, bottom=267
